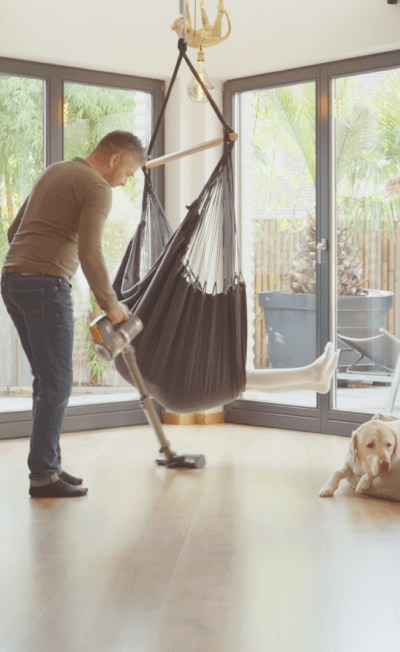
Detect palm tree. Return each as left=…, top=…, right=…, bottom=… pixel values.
left=253, top=72, right=400, bottom=295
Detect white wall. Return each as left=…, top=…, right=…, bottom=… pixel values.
left=164, top=72, right=224, bottom=228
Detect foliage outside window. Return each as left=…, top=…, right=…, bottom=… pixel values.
left=0, top=72, right=153, bottom=395
left=251, top=71, right=400, bottom=296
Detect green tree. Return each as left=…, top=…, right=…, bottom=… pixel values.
left=252, top=71, right=400, bottom=294
left=0, top=78, right=143, bottom=268
left=0, top=75, right=44, bottom=263
left=63, top=83, right=140, bottom=160
left=253, top=73, right=400, bottom=233
left=0, top=76, right=146, bottom=387
left=63, top=83, right=143, bottom=272
left=335, top=73, right=400, bottom=233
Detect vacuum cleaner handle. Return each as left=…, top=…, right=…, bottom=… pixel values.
left=89, top=313, right=143, bottom=361
left=89, top=312, right=206, bottom=470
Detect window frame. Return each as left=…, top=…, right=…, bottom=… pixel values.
left=222, top=49, right=400, bottom=436
left=0, top=56, right=164, bottom=438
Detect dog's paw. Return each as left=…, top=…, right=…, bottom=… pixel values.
left=319, top=485, right=335, bottom=497
left=355, top=475, right=372, bottom=493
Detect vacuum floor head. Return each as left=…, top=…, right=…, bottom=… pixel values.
left=156, top=451, right=206, bottom=469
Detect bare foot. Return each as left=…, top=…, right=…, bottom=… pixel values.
left=311, top=343, right=339, bottom=393
left=244, top=342, right=338, bottom=393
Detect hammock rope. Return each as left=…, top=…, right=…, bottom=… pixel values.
left=112, top=40, right=247, bottom=412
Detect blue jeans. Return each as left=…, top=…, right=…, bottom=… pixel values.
left=1, top=272, right=74, bottom=483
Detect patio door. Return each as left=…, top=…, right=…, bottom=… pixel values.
left=62, top=81, right=148, bottom=398
left=330, top=65, right=400, bottom=423
left=224, top=52, right=400, bottom=435
left=0, top=58, right=163, bottom=438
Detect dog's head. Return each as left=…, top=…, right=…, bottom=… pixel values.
left=350, top=421, right=398, bottom=477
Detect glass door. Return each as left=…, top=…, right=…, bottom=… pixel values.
left=225, top=53, right=400, bottom=434
left=63, top=81, right=150, bottom=405
left=331, top=68, right=400, bottom=419
left=0, top=63, right=161, bottom=425
left=0, top=79, right=151, bottom=411
left=0, top=74, right=45, bottom=412
left=236, top=80, right=319, bottom=411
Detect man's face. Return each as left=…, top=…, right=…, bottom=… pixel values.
left=107, top=152, right=141, bottom=187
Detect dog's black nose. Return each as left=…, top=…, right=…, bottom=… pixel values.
left=378, top=461, right=390, bottom=475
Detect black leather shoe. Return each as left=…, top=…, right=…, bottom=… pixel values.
left=59, top=470, right=83, bottom=486
left=29, top=479, right=88, bottom=498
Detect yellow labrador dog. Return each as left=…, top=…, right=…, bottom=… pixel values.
left=319, top=415, right=399, bottom=498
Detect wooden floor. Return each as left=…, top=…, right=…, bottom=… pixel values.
left=1, top=423, right=400, bottom=652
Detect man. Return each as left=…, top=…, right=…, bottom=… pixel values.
left=1, top=131, right=147, bottom=498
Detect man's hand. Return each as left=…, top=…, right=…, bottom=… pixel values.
left=106, top=302, right=130, bottom=325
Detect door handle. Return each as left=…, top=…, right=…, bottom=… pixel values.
left=317, top=239, right=327, bottom=264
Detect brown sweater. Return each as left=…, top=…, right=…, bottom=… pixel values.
left=3, top=157, right=119, bottom=311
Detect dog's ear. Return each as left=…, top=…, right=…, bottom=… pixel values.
left=349, top=432, right=359, bottom=463
left=392, top=432, right=398, bottom=458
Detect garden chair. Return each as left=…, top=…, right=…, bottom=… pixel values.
left=337, top=328, right=400, bottom=412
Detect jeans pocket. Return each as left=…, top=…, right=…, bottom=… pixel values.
left=13, top=287, right=45, bottom=327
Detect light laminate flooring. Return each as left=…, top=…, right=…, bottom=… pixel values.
left=1, top=423, right=400, bottom=652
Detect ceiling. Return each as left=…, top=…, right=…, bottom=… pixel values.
left=1, top=0, right=400, bottom=82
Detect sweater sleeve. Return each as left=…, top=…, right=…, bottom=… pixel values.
left=78, top=182, right=119, bottom=312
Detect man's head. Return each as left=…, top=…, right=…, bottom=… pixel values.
left=87, top=130, right=148, bottom=187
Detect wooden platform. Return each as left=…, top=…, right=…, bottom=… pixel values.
left=1, top=423, right=400, bottom=652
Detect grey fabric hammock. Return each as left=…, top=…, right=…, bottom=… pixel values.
left=112, top=39, right=247, bottom=412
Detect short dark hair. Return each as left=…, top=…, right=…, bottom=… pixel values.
left=94, top=130, right=147, bottom=166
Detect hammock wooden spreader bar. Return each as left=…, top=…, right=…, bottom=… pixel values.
left=144, top=132, right=238, bottom=169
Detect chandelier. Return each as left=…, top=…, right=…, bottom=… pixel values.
left=172, top=0, right=232, bottom=103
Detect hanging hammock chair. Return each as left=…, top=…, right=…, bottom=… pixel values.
left=112, top=39, right=247, bottom=412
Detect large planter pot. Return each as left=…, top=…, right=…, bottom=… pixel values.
left=258, top=289, right=394, bottom=368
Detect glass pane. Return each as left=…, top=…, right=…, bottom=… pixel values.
left=0, top=75, right=45, bottom=408
left=332, top=69, right=400, bottom=416
left=63, top=82, right=151, bottom=402
left=237, top=82, right=317, bottom=407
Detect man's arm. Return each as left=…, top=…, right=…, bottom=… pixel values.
left=78, top=183, right=128, bottom=322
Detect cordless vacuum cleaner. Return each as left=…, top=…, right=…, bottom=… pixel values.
left=89, top=313, right=206, bottom=469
